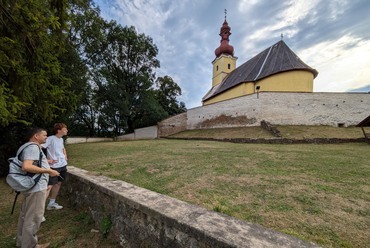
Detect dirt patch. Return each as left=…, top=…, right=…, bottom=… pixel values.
left=197, top=114, right=257, bottom=128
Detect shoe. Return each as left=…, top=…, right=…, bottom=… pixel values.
left=46, top=202, right=63, bottom=210
left=41, top=216, right=46, bottom=222
left=36, top=243, right=50, bottom=248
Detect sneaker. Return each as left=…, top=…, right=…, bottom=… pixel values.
left=46, top=202, right=63, bottom=210
left=36, top=243, right=50, bottom=248
left=41, top=216, right=46, bottom=222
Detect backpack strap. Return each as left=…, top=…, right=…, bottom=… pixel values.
left=17, top=143, right=40, bottom=161
left=11, top=191, right=20, bottom=215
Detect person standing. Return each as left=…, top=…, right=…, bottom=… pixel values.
left=16, top=127, right=60, bottom=248
left=43, top=123, right=68, bottom=210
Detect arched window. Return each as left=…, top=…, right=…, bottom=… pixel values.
left=216, top=65, right=219, bottom=71
left=228, top=64, right=231, bottom=69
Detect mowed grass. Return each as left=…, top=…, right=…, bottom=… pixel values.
left=65, top=139, right=370, bottom=248
left=0, top=183, right=119, bottom=247
left=170, top=126, right=365, bottom=139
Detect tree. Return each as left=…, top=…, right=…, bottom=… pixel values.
left=0, top=0, right=78, bottom=176
left=93, top=23, right=160, bottom=134
left=154, top=76, right=186, bottom=116
left=61, top=0, right=102, bottom=136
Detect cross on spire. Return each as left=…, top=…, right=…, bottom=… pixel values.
left=224, top=9, right=227, bottom=20
left=281, top=33, right=284, bottom=40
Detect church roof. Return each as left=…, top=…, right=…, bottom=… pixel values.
left=203, top=40, right=318, bottom=101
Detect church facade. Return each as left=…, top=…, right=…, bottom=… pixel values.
left=156, top=17, right=370, bottom=137
left=203, top=18, right=318, bottom=105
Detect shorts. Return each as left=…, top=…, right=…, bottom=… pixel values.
left=48, top=166, right=67, bottom=185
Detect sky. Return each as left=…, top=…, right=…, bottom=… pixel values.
left=93, top=0, right=370, bottom=109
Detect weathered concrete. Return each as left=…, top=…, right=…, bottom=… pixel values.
left=158, top=112, right=187, bottom=137
left=63, top=166, right=320, bottom=248
left=118, top=126, right=158, bottom=140
left=65, top=137, right=113, bottom=144
left=157, top=92, right=370, bottom=137
left=187, top=92, right=370, bottom=129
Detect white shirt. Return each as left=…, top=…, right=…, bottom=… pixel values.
left=42, top=135, right=67, bottom=168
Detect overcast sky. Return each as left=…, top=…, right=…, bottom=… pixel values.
left=93, top=0, right=370, bottom=109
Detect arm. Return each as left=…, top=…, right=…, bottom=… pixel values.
left=22, top=160, right=59, bottom=177
left=63, top=148, right=68, bottom=160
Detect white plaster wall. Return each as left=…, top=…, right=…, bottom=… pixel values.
left=66, top=137, right=113, bottom=144
left=134, top=125, right=158, bottom=139
left=117, top=133, right=135, bottom=141
left=187, top=92, right=370, bottom=129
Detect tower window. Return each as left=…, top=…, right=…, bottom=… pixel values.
left=228, top=64, right=231, bottom=69
left=216, top=65, right=218, bottom=71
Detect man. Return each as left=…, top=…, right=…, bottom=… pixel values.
left=43, top=123, right=68, bottom=210
left=16, top=127, right=59, bottom=248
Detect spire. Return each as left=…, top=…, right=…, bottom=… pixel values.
left=215, top=10, right=234, bottom=57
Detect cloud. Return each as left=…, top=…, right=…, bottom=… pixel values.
left=94, top=0, right=370, bottom=108
left=298, top=36, right=370, bottom=92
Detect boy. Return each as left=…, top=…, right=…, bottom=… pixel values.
left=43, top=123, right=68, bottom=210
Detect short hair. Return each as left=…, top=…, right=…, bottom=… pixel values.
left=25, top=127, right=46, bottom=141
left=53, top=123, right=67, bottom=134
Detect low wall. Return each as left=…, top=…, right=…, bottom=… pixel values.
left=158, top=112, right=187, bottom=137
left=63, top=166, right=320, bottom=248
left=118, top=126, right=158, bottom=140
left=187, top=92, right=370, bottom=129
left=65, top=137, right=113, bottom=144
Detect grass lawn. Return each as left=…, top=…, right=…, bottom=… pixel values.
left=64, top=139, right=369, bottom=248
left=169, top=126, right=365, bottom=139
left=0, top=181, right=119, bottom=247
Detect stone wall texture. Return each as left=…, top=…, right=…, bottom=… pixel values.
left=118, top=126, right=158, bottom=140
left=63, top=166, right=321, bottom=248
left=158, top=112, right=187, bottom=137
left=65, top=137, right=113, bottom=144
left=187, top=92, right=370, bottom=129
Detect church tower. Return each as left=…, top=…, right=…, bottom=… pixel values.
left=212, top=11, right=237, bottom=87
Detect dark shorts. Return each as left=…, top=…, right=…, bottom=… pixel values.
left=48, top=166, right=67, bottom=185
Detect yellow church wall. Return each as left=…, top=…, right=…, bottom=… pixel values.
left=212, top=55, right=237, bottom=87
left=255, top=71, right=314, bottom=93
left=204, top=83, right=253, bottom=105
left=204, top=70, right=314, bottom=105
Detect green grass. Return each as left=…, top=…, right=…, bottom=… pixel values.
left=170, top=125, right=365, bottom=139
left=1, top=130, right=368, bottom=247
left=0, top=180, right=119, bottom=247
left=64, top=139, right=370, bottom=248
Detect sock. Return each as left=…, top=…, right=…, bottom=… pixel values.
left=49, top=199, right=56, bottom=205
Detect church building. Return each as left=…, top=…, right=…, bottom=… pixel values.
left=202, top=17, right=318, bottom=105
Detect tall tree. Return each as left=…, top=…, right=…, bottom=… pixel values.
left=154, top=76, right=186, bottom=116
left=93, top=23, right=161, bottom=134
left=0, top=0, right=77, bottom=176
left=61, top=0, right=101, bottom=136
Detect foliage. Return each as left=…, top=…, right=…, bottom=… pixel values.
left=0, top=0, right=79, bottom=176
left=0, top=0, right=73, bottom=125
left=154, top=76, right=186, bottom=116
left=93, top=23, right=160, bottom=134
left=65, top=2, right=186, bottom=136
left=0, top=0, right=187, bottom=176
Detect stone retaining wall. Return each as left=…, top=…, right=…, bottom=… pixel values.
left=158, top=112, right=187, bottom=137
left=187, top=92, right=370, bottom=129
left=118, top=126, right=158, bottom=140
left=65, top=137, right=113, bottom=144
left=63, top=166, right=320, bottom=248
left=157, top=92, right=370, bottom=137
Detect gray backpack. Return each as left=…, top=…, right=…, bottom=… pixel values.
left=6, top=143, right=43, bottom=214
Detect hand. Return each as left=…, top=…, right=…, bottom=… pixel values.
left=48, top=159, right=58, bottom=165
left=49, top=169, right=60, bottom=177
